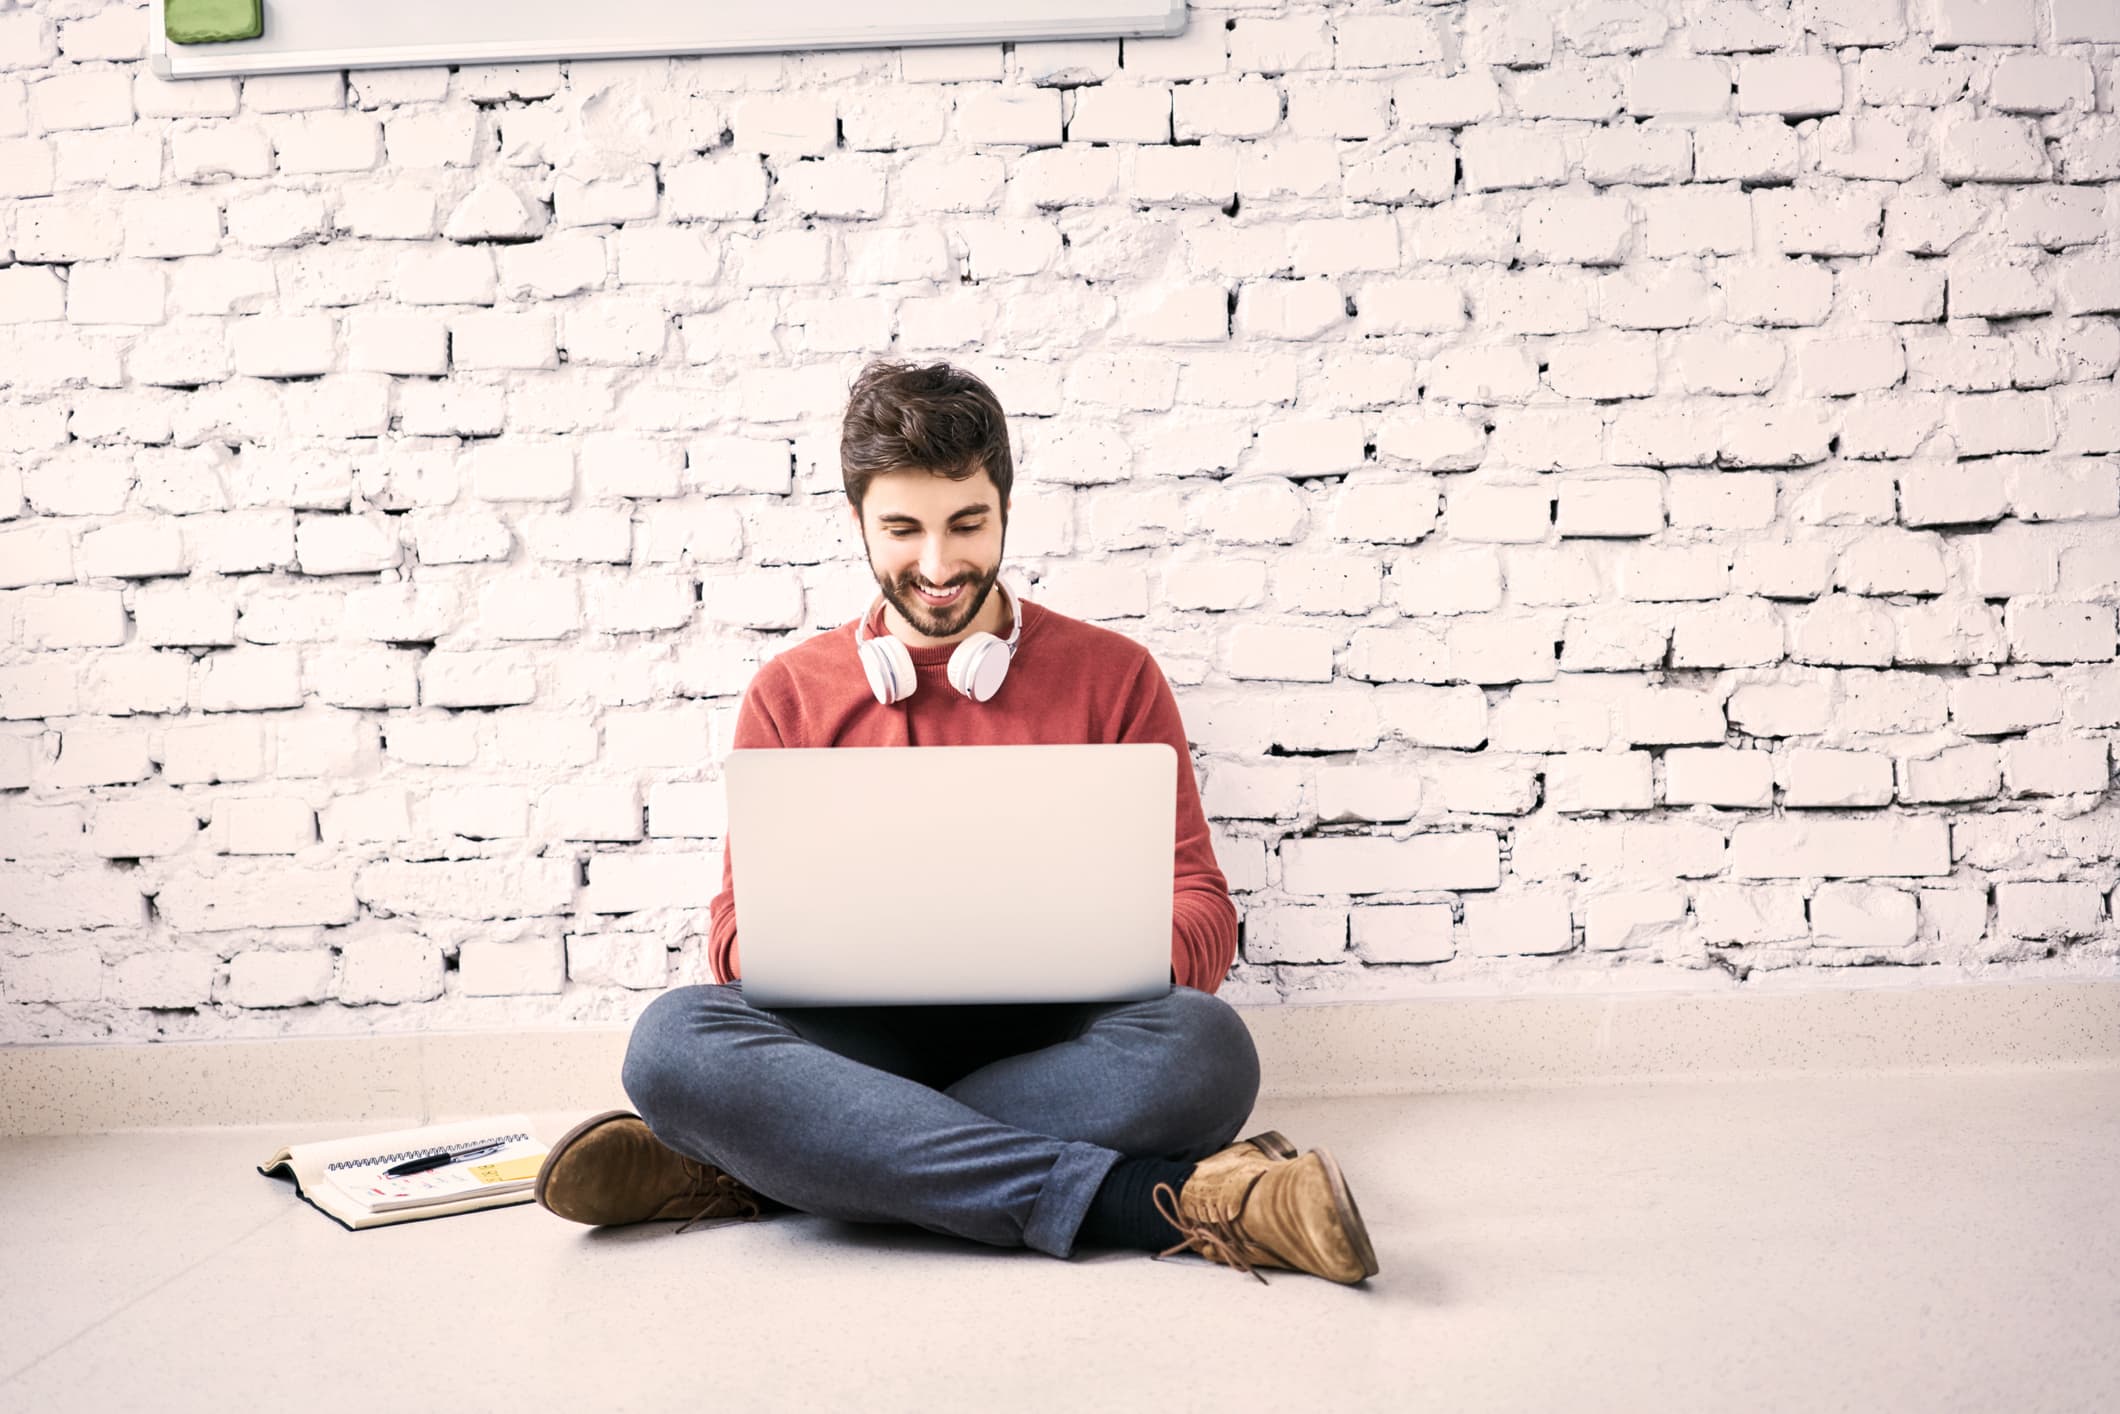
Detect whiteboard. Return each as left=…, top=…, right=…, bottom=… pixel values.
left=147, top=0, right=1187, bottom=79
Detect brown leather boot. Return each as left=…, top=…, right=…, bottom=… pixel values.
left=1152, top=1147, right=1379, bottom=1285
left=534, top=1109, right=767, bottom=1234
left=1190, top=1129, right=1298, bottom=1188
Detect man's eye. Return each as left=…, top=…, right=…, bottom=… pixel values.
left=955, top=522, right=985, bottom=534
left=888, top=529, right=916, bottom=538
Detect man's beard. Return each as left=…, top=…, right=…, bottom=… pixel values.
left=876, top=558, right=1003, bottom=641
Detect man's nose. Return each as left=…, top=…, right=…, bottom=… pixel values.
left=920, top=540, right=950, bottom=581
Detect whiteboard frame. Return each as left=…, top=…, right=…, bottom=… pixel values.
left=147, top=0, right=1188, bottom=80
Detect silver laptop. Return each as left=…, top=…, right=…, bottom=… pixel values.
left=721, top=743, right=1177, bottom=1006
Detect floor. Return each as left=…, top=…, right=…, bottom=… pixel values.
left=3, top=1066, right=2116, bottom=1414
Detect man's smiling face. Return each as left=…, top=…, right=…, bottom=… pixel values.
left=853, top=465, right=1012, bottom=648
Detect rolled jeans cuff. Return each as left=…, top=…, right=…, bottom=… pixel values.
left=1022, top=1140, right=1126, bottom=1258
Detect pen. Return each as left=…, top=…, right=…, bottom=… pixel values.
left=382, top=1141, right=507, bottom=1178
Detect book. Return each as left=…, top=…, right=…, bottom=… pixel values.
left=166, top=0, right=264, bottom=45
left=258, top=1114, right=551, bottom=1231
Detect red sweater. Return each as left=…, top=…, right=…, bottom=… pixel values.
left=708, top=595, right=1238, bottom=994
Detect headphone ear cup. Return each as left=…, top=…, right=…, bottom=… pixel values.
left=948, top=633, right=1011, bottom=703
left=860, top=634, right=916, bottom=705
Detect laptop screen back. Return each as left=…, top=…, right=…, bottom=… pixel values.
left=722, top=743, right=1177, bottom=1006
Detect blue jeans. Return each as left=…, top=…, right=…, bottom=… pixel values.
left=620, top=982, right=1262, bottom=1258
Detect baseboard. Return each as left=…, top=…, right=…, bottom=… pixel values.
left=4, top=978, right=2117, bottom=1137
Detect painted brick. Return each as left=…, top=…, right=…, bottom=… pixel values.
left=1280, top=832, right=1502, bottom=894
left=1462, top=889, right=1574, bottom=956
left=1350, top=904, right=1454, bottom=964
left=1729, top=816, right=1951, bottom=877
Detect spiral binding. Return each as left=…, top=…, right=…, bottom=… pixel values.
left=327, top=1133, right=529, bottom=1172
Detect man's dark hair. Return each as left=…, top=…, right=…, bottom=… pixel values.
left=840, top=360, right=1014, bottom=516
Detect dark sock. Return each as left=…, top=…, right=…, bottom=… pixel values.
left=1076, top=1157, right=1197, bottom=1252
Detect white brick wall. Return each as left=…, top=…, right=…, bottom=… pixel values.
left=1, top=1, right=2116, bottom=1041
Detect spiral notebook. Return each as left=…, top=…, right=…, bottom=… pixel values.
left=258, top=1114, right=551, bottom=1231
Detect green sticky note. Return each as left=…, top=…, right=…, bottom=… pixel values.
left=166, top=0, right=264, bottom=45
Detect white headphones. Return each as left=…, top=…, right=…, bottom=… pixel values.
left=856, top=578, right=1022, bottom=706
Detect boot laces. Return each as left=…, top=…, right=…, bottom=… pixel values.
left=673, top=1158, right=763, bottom=1236
left=1150, top=1180, right=1270, bottom=1285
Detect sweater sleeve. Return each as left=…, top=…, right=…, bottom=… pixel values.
left=1116, top=653, right=1238, bottom=995
left=707, top=672, right=788, bottom=984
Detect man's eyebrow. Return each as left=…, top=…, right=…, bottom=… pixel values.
left=877, top=503, right=993, bottom=524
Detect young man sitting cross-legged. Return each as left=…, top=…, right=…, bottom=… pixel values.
left=535, top=360, right=1379, bottom=1285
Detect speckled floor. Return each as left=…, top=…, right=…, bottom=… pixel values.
left=3, top=1066, right=2116, bottom=1413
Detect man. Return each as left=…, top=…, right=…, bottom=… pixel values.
left=535, top=360, right=1378, bottom=1285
